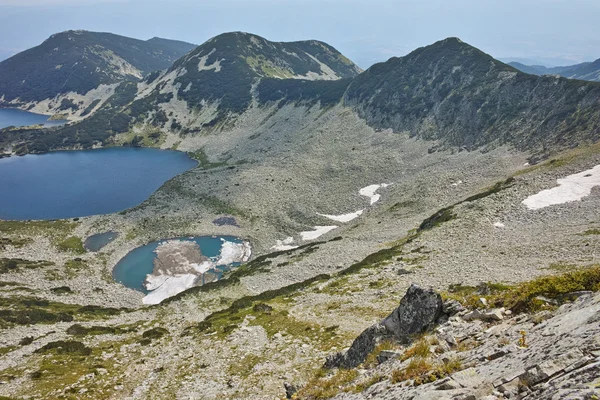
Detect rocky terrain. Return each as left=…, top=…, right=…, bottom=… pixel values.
left=1, top=33, right=600, bottom=399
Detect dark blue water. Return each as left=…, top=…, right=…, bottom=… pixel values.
left=84, top=232, right=119, bottom=252
left=112, top=236, right=242, bottom=293
left=0, top=147, right=198, bottom=220
left=0, top=108, right=67, bottom=129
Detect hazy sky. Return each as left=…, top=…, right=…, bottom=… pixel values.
left=0, top=0, right=599, bottom=68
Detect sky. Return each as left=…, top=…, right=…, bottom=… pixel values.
left=0, top=0, right=599, bottom=68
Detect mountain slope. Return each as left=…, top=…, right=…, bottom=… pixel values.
left=136, top=31, right=362, bottom=116
left=0, top=32, right=362, bottom=153
left=509, top=59, right=600, bottom=82
left=0, top=30, right=196, bottom=111
left=344, top=38, right=600, bottom=156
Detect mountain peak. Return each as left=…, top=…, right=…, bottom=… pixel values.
left=0, top=30, right=196, bottom=106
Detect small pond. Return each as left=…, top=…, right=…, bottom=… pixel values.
left=112, top=236, right=245, bottom=294
left=84, top=232, right=119, bottom=252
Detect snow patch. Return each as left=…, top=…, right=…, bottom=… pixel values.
left=271, top=237, right=298, bottom=251
left=522, top=165, right=600, bottom=210
left=300, top=226, right=338, bottom=241
left=317, top=210, right=363, bottom=223
left=142, top=274, right=198, bottom=305
left=359, top=183, right=390, bottom=205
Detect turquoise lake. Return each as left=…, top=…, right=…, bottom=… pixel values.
left=0, top=108, right=67, bottom=129
left=112, top=236, right=242, bottom=293
left=0, top=147, right=198, bottom=220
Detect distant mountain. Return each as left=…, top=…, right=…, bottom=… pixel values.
left=344, top=38, right=600, bottom=154
left=0, top=30, right=196, bottom=116
left=509, top=59, right=600, bottom=82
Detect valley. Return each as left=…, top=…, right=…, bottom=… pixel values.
left=0, top=30, right=600, bottom=399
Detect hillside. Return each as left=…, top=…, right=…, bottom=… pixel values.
left=0, top=30, right=196, bottom=117
left=0, top=32, right=363, bottom=153
left=136, top=31, right=362, bottom=116
left=344, top=38, right=600, bottom=157
left=509, top=59, right=600, bottom=82
left=3, top=33, right=600, bottom=399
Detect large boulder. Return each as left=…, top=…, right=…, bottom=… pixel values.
left=382, top=284, right=444, bottom=342
left=325, top=284, right=444, bottom=369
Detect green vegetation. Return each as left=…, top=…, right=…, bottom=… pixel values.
left=444, top=265, right=600, bottom=313
left=66, top=324, right=125, bottom=336
left=295, top=368, right=359, bottom=399
left=57, top=236, right=86, bottom=253
left=0, top=296, right=125, bottom=329
left=187, top=149, right=228, bottom=169
left=228, top=353, right=264, bottom=378
left=257, top=78, right=351, bottom=108
left=0, top=237, right=32, bottom=249
left=35, top=341, right=91, bottom=356
left=582, top=228, right=600, bottom=235
left=363, top=339, right=400, bottom=368
left=142, top=327, right=169, bottom=340
left=0, top=258, right=54, bottom=274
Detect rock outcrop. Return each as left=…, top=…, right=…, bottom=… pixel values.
left=325, top=284, right=449, bottom=369
left=326, top=289, right=600, bottom=400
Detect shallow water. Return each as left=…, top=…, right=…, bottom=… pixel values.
left=0, top=147, right=197, bottom=220
left=112, top=236, right=242, bottom=293
left=84, top=232, right=119, bottom=252
left=0, top=108, right=67, bottom=129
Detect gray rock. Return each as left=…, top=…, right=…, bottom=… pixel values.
left=462, top=309, right=503, bottom=322
left=382, top=284, right=444, bottom=342
left=519, top=348, right=585, bottom=387
left=451, top=367, right=484, bottom=388
left=435, top=377, right=461, bottom=390
left=442, top=299, right=465, bottom=316
left=324, top=284, right=443, bottom=369
left=283, top=382, right=298, bottom=399
left=324, top=323, right=390, bottom=369
left=377, top=350, right=402, bottom=364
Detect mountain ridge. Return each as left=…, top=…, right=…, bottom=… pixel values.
left=509, top=58, right=600, bottom=82
left=0, top=30, right=197, bottom=118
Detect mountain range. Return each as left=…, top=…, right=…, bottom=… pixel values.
left=2, top=30, right=600, bottom=400
left=509, top=58, right=600, bottom=82
left=2, top=33, right=600, bottom=161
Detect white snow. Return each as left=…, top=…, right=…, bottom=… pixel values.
left=142, top=274, right=198, bottom=305
left=359, top=183, right=390, bottom=205
left=141, top=239, right=252, bottom=305
left=522, top=164, right=600, bottom=210
left=494, top=222, right=505, bottom=229
left=300, top=226, right=338, bottom=241
left=271, top=237, right=299, bottom=251
left=216, top=239, right=252, bottom=266
left=317, top=210, right=364, bottom=223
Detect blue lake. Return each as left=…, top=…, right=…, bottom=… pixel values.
left=0, top=108, right=67, bottom=129
left=112, top=236, right=242, bottom=293
left=0, top=147, right=198, bottom=220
